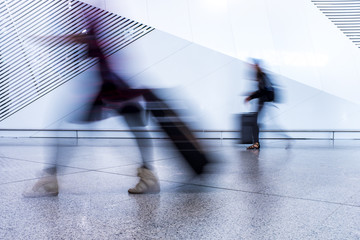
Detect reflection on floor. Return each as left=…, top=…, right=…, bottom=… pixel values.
left=0, top=138, right=359, bottom=239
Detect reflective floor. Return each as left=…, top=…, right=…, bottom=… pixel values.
left=1, top=138, right=360, bottom=239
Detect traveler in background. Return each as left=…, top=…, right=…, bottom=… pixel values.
left=244, top=60, right=275, bottom=150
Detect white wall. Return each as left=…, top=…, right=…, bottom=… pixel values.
left=1, top=0, right=360, bottom=136
left=85, top=0, right=360, bottom=105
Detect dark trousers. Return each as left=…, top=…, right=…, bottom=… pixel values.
left=252, top=101, right=264, bottom=143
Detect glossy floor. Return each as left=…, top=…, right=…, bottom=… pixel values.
left=0, top=138, right=359, bottom=239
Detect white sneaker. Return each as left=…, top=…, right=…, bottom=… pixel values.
left=128, top=168, right=160, bottom=194
left=23, top=174, right=59, bottom=198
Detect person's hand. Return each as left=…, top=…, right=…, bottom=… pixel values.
left=244, top=96, right=251, bottom=103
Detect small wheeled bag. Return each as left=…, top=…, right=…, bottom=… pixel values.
left=240, top=113, right=257, bottom=144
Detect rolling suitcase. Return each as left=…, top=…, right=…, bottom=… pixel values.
left=240, top=113, right=257, bottom=144
left=144, top=91, right=208, bottom=174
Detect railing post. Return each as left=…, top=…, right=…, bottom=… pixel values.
left=76, top=130, right=79, bottom=145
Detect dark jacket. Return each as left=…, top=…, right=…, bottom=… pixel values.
left=249, top=71, right=274, bottom=102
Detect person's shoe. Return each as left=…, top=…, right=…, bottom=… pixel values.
left=23, top=174, right=59, bottom=198
left=247, top=142, right=260, bottom=150
left=128, top=167, right=160, bottom=194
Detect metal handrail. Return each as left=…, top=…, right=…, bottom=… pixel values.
left=0, top=128, right=359, bottom=140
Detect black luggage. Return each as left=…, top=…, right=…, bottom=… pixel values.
left=240, top=113, right=257, bottom=144
left=144, top=91, right=208, bottom=174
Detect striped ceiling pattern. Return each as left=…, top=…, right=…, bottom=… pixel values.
left=312, top=0, right=360, bottom=47
left=0, top=0, right=154, bottom=121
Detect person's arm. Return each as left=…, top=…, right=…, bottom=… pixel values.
left=244, top=91, right=260, bottom=103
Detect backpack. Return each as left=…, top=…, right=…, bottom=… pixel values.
left=262, top=73, right=275, bottom=102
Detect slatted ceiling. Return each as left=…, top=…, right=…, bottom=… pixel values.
left=312, top=0, right=360, bottom=47
left=319, top=5, right=360, bottom=8
left=322, top=9, right=360, bottom=11
left=0, top=29, right=9, bottom=117
left=314, top=0, right=360, bottom=3
left=0, top=0, right=155, bottom=122
left=336, top=23, right=360, bottom=25
left=5, top=3, right=123, bottom=119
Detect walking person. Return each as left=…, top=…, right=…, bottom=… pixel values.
left=24, top=17, right=209, bottom=197
left=244, top=60, right=275, bottom=150
left=24, top=21, right=160, bottom=197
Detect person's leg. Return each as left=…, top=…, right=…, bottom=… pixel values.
left=23, top=138, right=72, bottom=197
left=247, top=114, right=260, bottom=149
left=121, top=105, right=160, bottom=194
left=127, top=121, right=153, bottom=170
left=247, top=102, right=264, bottom=150
left=253, top=112, right=260, bottom=143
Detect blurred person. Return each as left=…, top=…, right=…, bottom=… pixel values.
left=70, top=23, right=209, bottom=177
left=24, top=17, right=209, bottom=197
left=75, top=25, right=208, bottom=188
left=244, top=60, right=275, bottom=150
left=24, top=23, right=159, bottom=197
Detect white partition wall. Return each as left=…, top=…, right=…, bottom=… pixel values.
left=1, top=0, right=360, bottom=137
left=88, top=0, right=360, bottom=101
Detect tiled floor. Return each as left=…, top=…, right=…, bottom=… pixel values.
left=0, top=138, right=359, bottom=239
